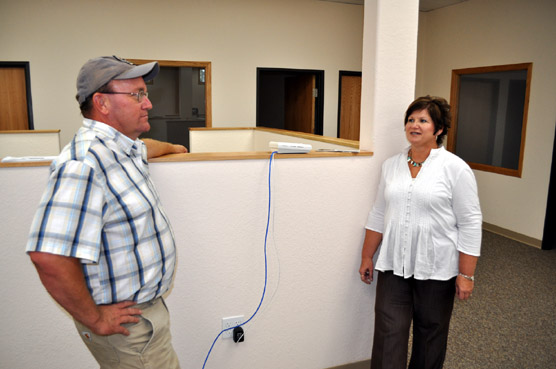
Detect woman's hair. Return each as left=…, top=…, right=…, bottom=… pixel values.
left=404, top=95, right=451, bottom=146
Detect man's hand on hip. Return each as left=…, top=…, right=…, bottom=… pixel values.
left=92, top=301, right=143, bottom=336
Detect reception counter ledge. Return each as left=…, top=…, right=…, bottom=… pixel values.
left=149, top=150, right=373, bottom=162
left=1, top=150, right=373, bottom=167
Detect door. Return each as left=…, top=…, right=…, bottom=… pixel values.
left=338, top=71, right=361, bottom=140
left=285, top=74, right=315, bottom=134
left=0, top=63, right=33, bottom=130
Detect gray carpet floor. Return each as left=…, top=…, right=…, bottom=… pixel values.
left=441, top=230, right=556, bottom=368
left=330, top=230, right=556, bottom=369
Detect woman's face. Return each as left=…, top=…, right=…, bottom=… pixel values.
left=405, top=108, right=441, bottom=149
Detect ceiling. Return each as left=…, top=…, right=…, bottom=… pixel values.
left=319, top=0, right=468, bottom=12
left=419, top=0, right=467, bottom=12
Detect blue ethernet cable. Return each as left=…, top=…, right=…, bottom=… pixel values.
left=202, top=151, right=278, bottom=369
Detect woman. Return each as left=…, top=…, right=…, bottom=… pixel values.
left=359, top=96, right=482, bottom=369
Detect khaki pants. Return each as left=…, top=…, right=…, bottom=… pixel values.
left=74, top=298, right=180, bottom=369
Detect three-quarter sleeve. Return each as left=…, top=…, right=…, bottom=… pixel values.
left=452, top=165, right=482, bottom=256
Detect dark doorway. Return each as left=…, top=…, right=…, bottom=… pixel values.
left=542, top=125, right=556, bottom=250
left=257, top=68, right=324, bottom=135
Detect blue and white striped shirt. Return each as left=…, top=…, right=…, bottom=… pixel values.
left=27, top=119, right=176, bottom=304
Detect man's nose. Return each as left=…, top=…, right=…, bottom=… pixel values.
left=142, top=96, right=153, bottom=110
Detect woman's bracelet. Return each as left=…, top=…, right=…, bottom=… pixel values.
left=458, top=272, right=475, bottom=281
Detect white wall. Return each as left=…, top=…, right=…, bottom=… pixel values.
left=0, top=131, right=60, bottom=157
left=0, top=158, right=376, bottom=369
left=0, top=0, right=363, bottom=146
left=0, top=0, right=419, bottom=368
left=416, top=0, right=556, bottom=240
left=188, top=129, right=359, bottom=152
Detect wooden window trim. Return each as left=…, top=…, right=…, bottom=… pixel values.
left=127, top=59, right=212, bottom=128
left=448, top=63, right=532, bottom=177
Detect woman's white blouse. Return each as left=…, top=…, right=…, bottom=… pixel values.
left=366, top=146, right=482, bottom=280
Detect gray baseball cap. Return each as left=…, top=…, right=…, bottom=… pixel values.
left=76, top=56, right=159, bottom=104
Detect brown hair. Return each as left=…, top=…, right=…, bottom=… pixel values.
left=404, top=95, right=451, bottom=146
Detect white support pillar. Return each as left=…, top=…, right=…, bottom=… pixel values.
left=360, top=0, right=419, bottom=162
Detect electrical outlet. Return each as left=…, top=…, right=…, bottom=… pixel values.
left=222, top=315, right=244, bottom=339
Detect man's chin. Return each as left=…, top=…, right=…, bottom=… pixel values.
left=141, top=122, right=151, bottom=134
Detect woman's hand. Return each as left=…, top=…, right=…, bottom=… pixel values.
left=359, top=229, right=382, bottom=284
left=457, top=253, right=478, bottom=300
left=359, top=257, right=374, bottom=284
left=455, top=275, right=474, bottom=300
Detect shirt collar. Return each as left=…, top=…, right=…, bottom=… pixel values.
left=429, top=145, right=444, bottom=158
left=83, top=118, right=143, bottom=156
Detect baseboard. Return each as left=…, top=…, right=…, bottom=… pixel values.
left=325, top=360, right=370, bottom=369
left=483, top=222, right=542, bottom=249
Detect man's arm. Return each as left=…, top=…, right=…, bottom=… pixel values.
left=141, top=138, right=188, bottom=159
left=28, top=252, right=142, bottom=336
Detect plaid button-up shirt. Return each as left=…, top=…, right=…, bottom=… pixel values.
left=27, top=119, right=176, bottom=304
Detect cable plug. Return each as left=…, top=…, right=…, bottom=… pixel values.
left=233, top=326, right=244, bottom=343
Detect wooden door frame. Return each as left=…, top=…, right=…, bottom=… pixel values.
left=337, top=70, right=362, bottom=139
left=256, top=68, right=324, bottom=135
left=1, top=61, right=34, bottom=129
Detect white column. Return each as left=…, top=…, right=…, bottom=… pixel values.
left=360, top=0, right=419, bottom=162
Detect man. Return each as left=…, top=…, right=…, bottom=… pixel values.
left=27, top=56, right=185, bottom=368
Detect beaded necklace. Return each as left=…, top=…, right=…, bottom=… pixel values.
left=407, top=149, right=426, bottom=167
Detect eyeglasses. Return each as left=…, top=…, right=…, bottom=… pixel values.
left=102, top=91, right=149, bottom=103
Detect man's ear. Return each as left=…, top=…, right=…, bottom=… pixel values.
left=92, top=93, right=110, bottom=115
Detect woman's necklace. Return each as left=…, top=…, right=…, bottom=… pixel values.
left=407, top=149, right=426, bottom=167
